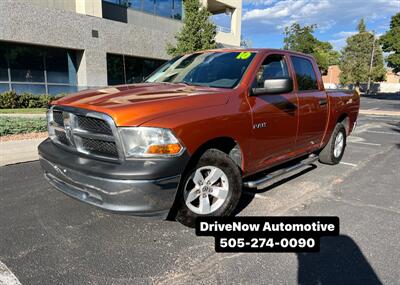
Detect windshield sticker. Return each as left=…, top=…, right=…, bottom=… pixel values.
left=236, top=52, right=252, bottom=60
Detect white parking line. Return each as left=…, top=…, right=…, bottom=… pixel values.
left=365, top=130, right=400, bottom=136
left=0, top=261, right=21, bottom=285
left=340, top=162, right=358, bottom=167
left=349, top=141, right=381, bottom=146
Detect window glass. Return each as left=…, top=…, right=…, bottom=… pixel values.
left=131, top=0, right=142, bottom=9
left=12, top=84, right=46, bottom=95
left=107, top=54, right=125, bottom=85
left=125, top=56, right=144, bottom=83
left=0, top=83, right=9, bottom=93
left=46, top=49, right=69, bottom=84
left=291, top=56, right=318, bottom=91
left=156, top=0, right=173, bottom=18
left=143, top=59, right=165, bottom=79
left=146, top=52, right=256, bottom=88
left=48, top=85, right=78, bottom=95
left=143, top=0, right=155, bottom=14
left=10, top=45, right=45, bottom=82
left=0, top=46, right=8, bottom=81
left=255, top=54, right=288, bottom=88
left=173, top=0, right=182, bottom=19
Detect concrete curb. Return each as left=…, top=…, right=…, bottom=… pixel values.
left=0, top=113, right=46, bottom=118
left=0, top=138, right=44, bottom=167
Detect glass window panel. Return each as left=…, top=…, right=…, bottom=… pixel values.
left=143, top=0, right=155, bottom=14
left=12, top=84, right=46, bottom=95
left=107, top=54, right=125, bottom=85
left=48, top=85, right=78, bottom=95
left=131, top=0, right=142, bottom=9
left=291, top=56, right=318, bottom=91
left=46, top=48, right=69, bottom=84
left=173, top=0, right=182, bottom=20
left=125, top=56, right=144, bottom=83
left=10, top=45, right=45, bottom=82
left=0, top=83, right=10, bottom=93
left=0, top=46, right=8, bottom=81
left=156, top=0, right=172, bottom=18
left=143, top=59, right=165, bottom=79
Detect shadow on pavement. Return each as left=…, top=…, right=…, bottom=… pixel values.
left=361, top=93, right=400, bottom=101
left=297, top=235, right=382, bottom=285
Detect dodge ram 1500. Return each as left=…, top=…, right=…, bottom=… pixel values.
left=39, top=49, right=360, bottom=226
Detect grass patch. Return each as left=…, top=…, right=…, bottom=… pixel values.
left=0, top=117, right=47, bottom=136
left=0, top=108, right=47, bottom=114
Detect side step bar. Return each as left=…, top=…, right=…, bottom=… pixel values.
left=243, top=154, right=319, bottom=189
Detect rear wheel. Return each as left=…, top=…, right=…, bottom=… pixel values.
left=319, top=123, right=347, bottom=165
left=175, top=149, right=242, bottom=227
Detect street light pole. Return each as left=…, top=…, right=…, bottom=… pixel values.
left=366, top=33, right=376, bottom=95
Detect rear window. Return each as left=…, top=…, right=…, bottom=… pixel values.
left=291, top=56, right=319, bottom=91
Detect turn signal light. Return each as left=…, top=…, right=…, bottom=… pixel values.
left=146, top=144, right=182, bottom=155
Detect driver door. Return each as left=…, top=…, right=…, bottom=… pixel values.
left=247, top=53, right=298, bottom=172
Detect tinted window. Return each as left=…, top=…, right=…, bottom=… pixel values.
left=255, top=54, right=288, bottom=88
left=173, top=0, right=182, bottom=19
left=291, top=56, right=318, bottom=91
left=0, top=46, right=8, bottom=81
left=146, top=52, right=256, bottom=88
left=156, top=0, right=173, bottom=18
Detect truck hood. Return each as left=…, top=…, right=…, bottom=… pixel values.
left=52, top=83, right=230, bottom=126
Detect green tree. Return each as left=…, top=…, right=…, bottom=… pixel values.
left=167, top=0, right=217, bottom=56
left=339, top=19, right=386, bottom=84
left=283, top=23, right=340, bottom=74
left=380, top=13, right=400, bottom=73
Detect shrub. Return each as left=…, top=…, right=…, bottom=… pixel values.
left=0, top=91, right=63, bottom=109
left=0, top=117, right=48, bottom=136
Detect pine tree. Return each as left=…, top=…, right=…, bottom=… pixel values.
left=339, top=19, right=386, bottom=84
left=167, top=0, right=217, bottom=56
left=380, top=13, right=400, bottom=73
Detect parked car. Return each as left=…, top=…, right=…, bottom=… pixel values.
left=38, top=49, right=360, bottom=226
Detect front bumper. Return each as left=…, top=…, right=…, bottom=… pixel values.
left=39, top=139, right=190, bottom=217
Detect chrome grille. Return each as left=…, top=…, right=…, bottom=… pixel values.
left=48, top=107, right=121, bottom=161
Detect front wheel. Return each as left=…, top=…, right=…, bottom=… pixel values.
left=175, top=149, right=242, bottom=227
left=319, top=123, right=347, bottom=165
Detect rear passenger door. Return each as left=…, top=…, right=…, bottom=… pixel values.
left=291, top=55, right=328, bottom=150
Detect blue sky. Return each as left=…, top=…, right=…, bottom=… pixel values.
left=213, top=0, right=400, bottom=51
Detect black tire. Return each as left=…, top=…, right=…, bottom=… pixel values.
left=175, top=149, right=242, bottom=227
left=319, top=123, right=347, bottom=165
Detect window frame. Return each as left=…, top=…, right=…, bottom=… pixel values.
left=290, top=55, right=321, bottom=93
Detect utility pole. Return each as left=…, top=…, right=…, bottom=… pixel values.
left=366, top=32, right=376, bottom=95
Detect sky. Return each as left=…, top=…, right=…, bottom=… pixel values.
left=213, top=0, right=400, bottom=51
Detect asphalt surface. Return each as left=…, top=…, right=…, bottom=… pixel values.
left=1, top=95, right=399, bottom=284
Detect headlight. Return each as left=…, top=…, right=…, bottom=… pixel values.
left=119, top=127, right=184, bottom=158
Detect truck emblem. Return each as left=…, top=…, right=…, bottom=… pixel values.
left=253, top=122, right=267, bottom=129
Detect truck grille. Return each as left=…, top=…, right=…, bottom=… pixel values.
left=49, top=107, right=121, bottom=161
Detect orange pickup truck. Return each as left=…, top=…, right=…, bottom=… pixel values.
left=39, top=49, right=359, bottom=226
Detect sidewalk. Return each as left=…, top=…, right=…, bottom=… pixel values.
left=0, top=138, right=44, bottom=166
left=359, top=109, right=400, bottom=117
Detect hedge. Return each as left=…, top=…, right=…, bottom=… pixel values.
left=0, top=91, right=64, bottom=109
left=0, top=116, right=48, bottom=136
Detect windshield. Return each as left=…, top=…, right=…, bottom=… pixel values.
left=145, top=51, right=256, bottom=88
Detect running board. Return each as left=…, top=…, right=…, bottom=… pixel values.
left=243, top=154, right=319, bottom=189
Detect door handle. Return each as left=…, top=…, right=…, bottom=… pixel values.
left=319, top=99, right=327, bottom=106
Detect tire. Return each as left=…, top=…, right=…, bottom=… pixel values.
left=175, top=149, right=242, bottom=227
left=319, top=123, right=347, bottom=165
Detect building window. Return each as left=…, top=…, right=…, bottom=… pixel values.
left=103, top=0, right=182, bottom=20
left=107, top=53, right=165, bottom=85
left=0, top=41, right=78, bottom=95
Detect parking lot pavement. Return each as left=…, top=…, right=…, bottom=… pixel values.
left=1, top=100, right=399, bottom=284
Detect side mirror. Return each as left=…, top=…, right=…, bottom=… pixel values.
left=251, top=77, right=293, bottom=95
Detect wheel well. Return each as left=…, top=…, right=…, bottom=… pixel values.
left=189, top=137, right=243, bottom=171
left=337, top=114, right=350, bottom=135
